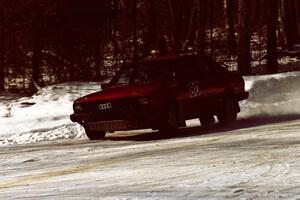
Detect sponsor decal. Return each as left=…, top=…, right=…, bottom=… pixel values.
left=188, top=81, right=202, bottom=98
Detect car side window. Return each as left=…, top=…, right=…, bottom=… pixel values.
left=205, top=59, right=226, bottom=73
left=175, top=63, right=198, bottom=83
left=194, top=59, right=212, bottom=76
left=148, top=62, right=174, bottom=82
left=134, top=62, right=174, bottom=83
left=114, top=67, right=134, bottom=84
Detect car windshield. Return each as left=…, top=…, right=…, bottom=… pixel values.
left=112, top=62, right=173, bottom=84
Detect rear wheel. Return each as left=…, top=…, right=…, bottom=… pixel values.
left=160, top=105, right=179, bottom=137
left=85, top=128, right=106, bottom=140
left=200, top=115, right=215, bottom=127
left=217, top=95, right=238, bottom=126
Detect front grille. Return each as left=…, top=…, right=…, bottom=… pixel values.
left=79, top=98, right=140, bottom=121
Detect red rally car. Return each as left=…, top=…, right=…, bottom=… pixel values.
left=70, top=55, right=249, bottom=140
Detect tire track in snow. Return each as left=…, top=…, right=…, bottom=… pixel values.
left=0, top=133, right=230, bottom=189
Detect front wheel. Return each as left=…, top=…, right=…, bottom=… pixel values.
left=84, top=128, right=106, bottom=140
left=217, top=95, right=238, bottom=126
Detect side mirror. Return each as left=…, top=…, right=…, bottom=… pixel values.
left=101, top=83, right=112, bottom=90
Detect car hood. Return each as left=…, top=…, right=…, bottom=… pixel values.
left=75, top=83, right=163, bottom=103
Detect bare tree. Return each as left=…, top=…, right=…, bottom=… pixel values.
left=32, top=1, right=43, bottom=86
left=282, top=0, right=300, bottom=49
left=0, top=3, right=4, bottom=90
left=267, top=0, right=278, bottom=74
left=197, top=0, right=207, bottom=56
left=225, top=0, right=237, bottom=55
left=132, top=0, right=138, bottom=60
left=237, top=0, right=252, bottom=75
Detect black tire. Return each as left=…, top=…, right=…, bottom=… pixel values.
left=85, top=129, right=106, bottom=140
left=160, top=105, right=179, bottom=136
left=200, top=115, right=215, bottom=126
left=217, top=95, right=238, bottom=126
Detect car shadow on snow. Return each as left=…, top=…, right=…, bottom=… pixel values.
left=105, top=114, right=300, bottom=142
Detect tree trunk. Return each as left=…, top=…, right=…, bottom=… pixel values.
left=174, top=16, right=182, bottom=54
left=296, top=0, right=300, bottom=23
left=167, top=0, right=182, bottom=55
left=289, top=0, right=300, bottom=45
left=198, top=0, right=207, bottom=56
left=66, top=29, right=75, bottom=81
left=267, top=0, right=278, bottom=74
left=278, top=0, right=287, bottom=49
left=132, top=0, right=138, bottom=60
left=210, top=0, right=214, bottom=57
left=282, top=0, right=300, bottom=49
left=94, top=32, right=103, bottom=81
left=225, top=0, right=237, bottom=55
left=32, top=2, right=43, bottom=85
left=143, top=0, right=158, bottom=57
left=237, top=0, right=252, bottom=75
left=0, top=5, right=4, bottom=90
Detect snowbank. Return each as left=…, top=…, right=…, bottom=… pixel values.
left=240, top=72, right=300, bottom=118
left=0, top=82, right=102, bottom=145
left=1, top=72, right=300, bottom=145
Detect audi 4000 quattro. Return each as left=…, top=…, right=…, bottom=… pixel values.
left=70, top=55, right=248, bottom=140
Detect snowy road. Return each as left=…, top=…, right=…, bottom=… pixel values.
left=2, top=118, right=300, bottom=199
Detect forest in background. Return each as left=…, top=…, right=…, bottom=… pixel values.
left=0, top=0, right=299, bottom=93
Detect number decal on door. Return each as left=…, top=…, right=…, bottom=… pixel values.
left=188, top=82, right=201, bottom=98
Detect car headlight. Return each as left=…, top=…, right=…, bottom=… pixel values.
left=138, top=97, right=149, bottom=105
left=74, top=104, right=83, bottom=112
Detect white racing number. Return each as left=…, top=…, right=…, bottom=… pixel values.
left=188, top=82, right=202, bottom=98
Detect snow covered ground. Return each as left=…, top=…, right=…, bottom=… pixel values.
left=1, top=72, right=300, bottom=199
left=0, top=82, right=102, bottom=145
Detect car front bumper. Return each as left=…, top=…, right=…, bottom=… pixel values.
left=70, top=106, right=161, bottom=131
left=87, top=120, right=145, bottom=131
left=70, top=113, right=90, bottom=124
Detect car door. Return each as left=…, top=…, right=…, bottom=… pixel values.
left=181, top=57, right=226, bottom=117
left=174, top=59, right=203, bottom=118
left=193, top=58, right=227, bottom=115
